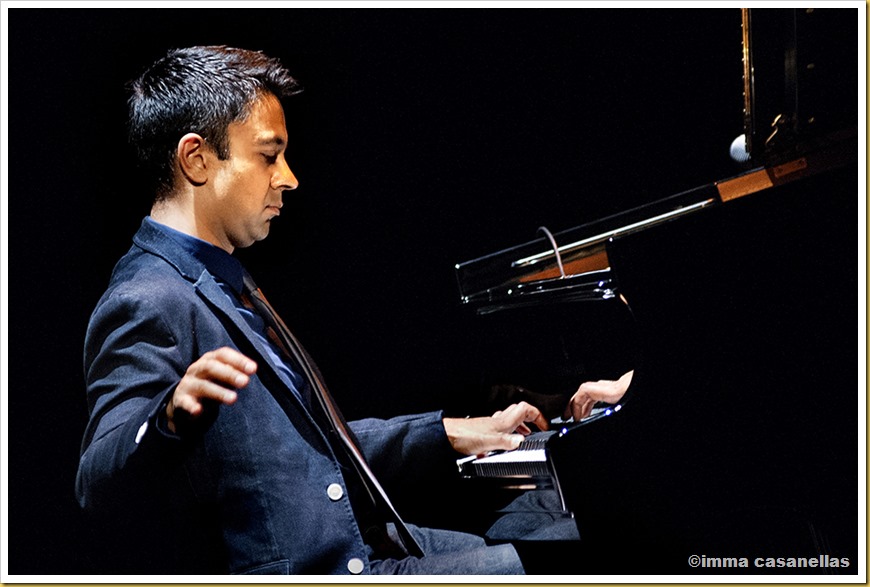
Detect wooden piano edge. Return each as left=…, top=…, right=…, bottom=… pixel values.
left=717, top=129, right=857, bottom=202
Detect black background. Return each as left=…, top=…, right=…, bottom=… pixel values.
left=5, top=7, right=854, bottom=574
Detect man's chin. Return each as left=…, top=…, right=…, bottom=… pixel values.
left=232, top=230, right=269, bottom=250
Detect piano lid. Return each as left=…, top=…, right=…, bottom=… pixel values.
left=454, top=127, right=855, bottom=313
left=454, top=182, right=719, bottom=311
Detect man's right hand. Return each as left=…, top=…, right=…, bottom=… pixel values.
left=166, top=347, right=258, bottom=433
left=443, top=401, right=549, bottom=457
left=563, top=370, right=633, bottom=422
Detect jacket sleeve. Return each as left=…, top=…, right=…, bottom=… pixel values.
left=348, top=411, right=459, bottom=495
left=76, top=290, right=191, bottom=511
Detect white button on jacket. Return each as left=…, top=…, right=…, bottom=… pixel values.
left=326, top=483, right=344, bottom=501
left=347, top=557, right=365, bottom=574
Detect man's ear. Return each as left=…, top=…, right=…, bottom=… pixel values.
left=176, top=133, right=211, bottom=186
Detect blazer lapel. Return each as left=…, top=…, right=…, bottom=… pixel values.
left=132, top=219, right=328, bottom=435
left=193, top=272, right=325, bottom=431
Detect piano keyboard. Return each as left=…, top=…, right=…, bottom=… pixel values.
left=455, top=407, right=612, bottom=482
left=457, top=431, right=557, bottom=479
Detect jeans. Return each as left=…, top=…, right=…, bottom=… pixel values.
left=486, top=489, right=581, bottom=542
left=368, top=490, right=579, bottom=575
left=368, top=524, right=525, bottom=575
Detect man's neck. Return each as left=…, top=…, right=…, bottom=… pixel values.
left=150, top=201, right=195, bottom=236
left=150, top=195, right=234, bottom=254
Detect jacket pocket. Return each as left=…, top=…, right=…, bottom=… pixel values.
left=234, top=559, right=291, bottom=574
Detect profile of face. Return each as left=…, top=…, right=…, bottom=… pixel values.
left=200, top=93, right=299, bottom=252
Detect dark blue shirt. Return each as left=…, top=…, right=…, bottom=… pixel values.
left=146, top=217, right=310, bottom=405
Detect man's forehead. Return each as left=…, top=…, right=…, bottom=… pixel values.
left=230, top=95, right=289, bottom=146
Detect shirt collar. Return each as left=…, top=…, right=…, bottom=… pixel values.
left=145, top=217, right=245, bottom=294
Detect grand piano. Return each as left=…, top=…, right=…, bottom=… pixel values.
left=451, top=8, right=859, bottom=574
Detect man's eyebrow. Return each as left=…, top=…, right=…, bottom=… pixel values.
left=253, top=135, right=287, bottom=148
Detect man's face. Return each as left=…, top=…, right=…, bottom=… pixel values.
left=203, top=93, right=298, bottom=252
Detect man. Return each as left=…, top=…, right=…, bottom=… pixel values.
left=76, top=46, right=624, bottom=575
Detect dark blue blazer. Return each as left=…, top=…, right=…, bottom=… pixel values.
left=76, top=219, right=456, bottom=574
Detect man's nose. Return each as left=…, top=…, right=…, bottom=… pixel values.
left=273, top=157, right=299, bottom=191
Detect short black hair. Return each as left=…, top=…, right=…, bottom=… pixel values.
left=128, top=45, right=301, bottom=201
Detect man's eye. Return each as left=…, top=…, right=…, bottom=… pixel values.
left=263, top=154, right=278, bottom=164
